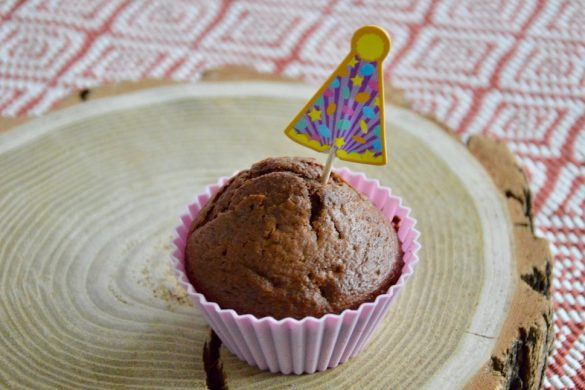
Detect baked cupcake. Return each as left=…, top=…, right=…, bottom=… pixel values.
left=185, top=157, right=403, bottom=320
left=172, top=25, right=420, bottom=374
left=172, top=158, right=420, bottom=374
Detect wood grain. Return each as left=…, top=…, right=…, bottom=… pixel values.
left=0, top=72, right=551, bottom=389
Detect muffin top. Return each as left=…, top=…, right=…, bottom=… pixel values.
left=185, top=157, right=403, bottom=319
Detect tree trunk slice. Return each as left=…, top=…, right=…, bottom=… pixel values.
left=0, top=69, right=552, bottom=389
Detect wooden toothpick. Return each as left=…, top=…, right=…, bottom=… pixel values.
left=321, top=147, right=336, bottom=185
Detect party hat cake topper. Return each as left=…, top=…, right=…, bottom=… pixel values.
left=284, top=25, right=392, bottom=183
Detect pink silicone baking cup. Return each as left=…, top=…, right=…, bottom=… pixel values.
left=171, top=168, right=421, bottom=374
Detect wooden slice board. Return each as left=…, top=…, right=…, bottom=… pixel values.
left=0, top=69, right=552, bottom=389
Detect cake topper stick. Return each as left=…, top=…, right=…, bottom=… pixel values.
left=321, top=147, right=336, bottom=185
left=284, top=25, right=392, bottom=184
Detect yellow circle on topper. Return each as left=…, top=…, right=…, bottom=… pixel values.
left=352, top=25, right=391, bottom=62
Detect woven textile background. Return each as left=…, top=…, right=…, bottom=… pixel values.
left=0, top=0, right=583, bottom=388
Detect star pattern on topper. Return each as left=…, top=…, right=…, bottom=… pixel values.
left=308, top=108, right=321, bottom=122
left=334, top=137, right=345, bottom=147
left=351, top=75, right=364, bottom=87
left=284, top=26, right=392, bottom=166
left=348, top=56, right=358, bottom=67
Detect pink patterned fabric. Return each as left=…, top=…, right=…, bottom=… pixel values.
left=0, top=1, right=582, bottom=387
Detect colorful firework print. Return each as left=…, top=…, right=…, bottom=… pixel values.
left=284, top=26, right=391, bottom=165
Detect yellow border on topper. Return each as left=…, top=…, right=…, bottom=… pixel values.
left=284, top=25, right=391, bottom=166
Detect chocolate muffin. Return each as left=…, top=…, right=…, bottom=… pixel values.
left=185, top=157, right=403, bottom=320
